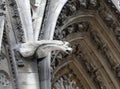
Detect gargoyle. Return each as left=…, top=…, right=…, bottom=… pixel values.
left=16, top=40, right=72, bottom=58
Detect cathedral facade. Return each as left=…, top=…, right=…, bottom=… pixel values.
left=0, top=0, right=120, bottom=89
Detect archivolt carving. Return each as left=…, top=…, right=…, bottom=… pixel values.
left=52, top=73, right=81, bottom=89
left=114, top=27, right=120, bottom=42
left=53, top=0, right=120, bottom=89
left=54, top=22, right=89, bottom=40
left=99, top=9, right=116, bottom=28
left=105, top=0, right=120, bottom=22
left=52, top=65, right=85, bottom=89
left=73, top=43, right=98, bottom=76
left=93, top=71, right=107, bottom=89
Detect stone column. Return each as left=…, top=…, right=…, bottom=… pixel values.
left=38, top=56, right=51, bottom=89
left=38, top=0, right=67, bottom=89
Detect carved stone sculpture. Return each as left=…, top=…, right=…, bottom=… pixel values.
left=90, top=31, right=103, bottom=49
left=99, top=9, right=116, bottom=28
left=15, top=40, right=72, bottom=58
left=89, top=0, right=99, bottom=8
left=113, top=64, right=120, bottom=78
left=52, top=73, right=81, bottom=89
left=79, top=0, right=87, bottom=8
left=94, top=75, right=107, bottom=89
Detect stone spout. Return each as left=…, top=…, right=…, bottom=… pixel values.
left=16, top=40, right=72, bottom=58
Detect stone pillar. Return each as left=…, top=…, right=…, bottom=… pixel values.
left=38, top=56, right=51, bottom=89
left=38, top=0, right=67, bottom=89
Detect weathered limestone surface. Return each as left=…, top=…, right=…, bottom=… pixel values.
left=15, top=0, right=34, bottom=42
left=0, top=16, right=4, bottom=52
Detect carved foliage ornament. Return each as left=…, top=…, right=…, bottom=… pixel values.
left=56, top=0, right=99, bottom=27
left=54, top=22, right=89, bottom=40
left=52, top=71, right=82, bottom=89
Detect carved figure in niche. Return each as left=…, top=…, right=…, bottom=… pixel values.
left=54, top=29, right=60, bottom=39
left=115, top=27, right=120, bottom=41
left=79, top=0, right=88, bottom=8
left=113, top=64, right=120, bottom=78
left=90, top=31, right=103, bottom=49
left=67, top=25, right=75, bottom=34
left=89, top=0, right=99, bottom=8
left=78, top=22, right=89, bottom=32
left=60, top=30, right=67, bottom=39
left=85, top=62, right=98, bottom=76
left=51, top=50, right=71, bottom=69
left=72, top=45, right=78, bottom=54
left=53, top=73, right=80, bottom=89
left=62, top=74, right=70, bottom=88
left=55, top=52, right=63, bottom=66
left=61, top=6, right=68, bottom=18
left=101, top=43, right=108, bottom=54
left=66, top=2, right=76, bottom=15
left=99, top=10, right=116, bottom=28
left=100, top=44, right=115, bottom=67
left=58, top=9, right=67, bottom=26
left=104, top=50, right=116, bottom=68
left=60, top=24, right=79, bottom=38
left=78, top=23, right=84, bottom=32
left=94, top=74, right=107, bottom=89
left=73, top=44, right=81, bottom=56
